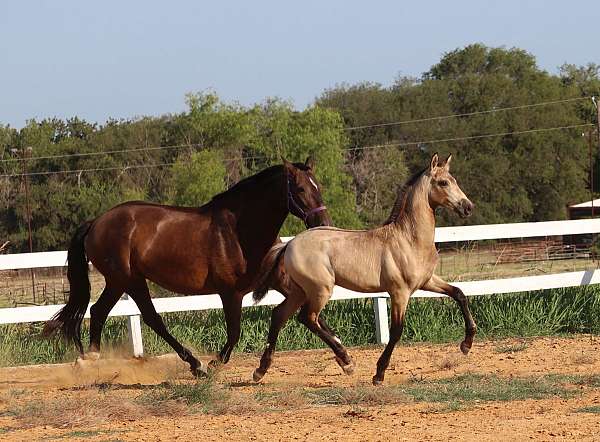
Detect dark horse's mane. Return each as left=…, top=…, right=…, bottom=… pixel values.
left=211, top=162, right=309, bottom=204
left=384, top=167, right=428, bottom=225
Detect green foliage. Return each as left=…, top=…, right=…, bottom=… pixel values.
left=1, top=45, right=597, bottom=250
left=169, top=150, right=226, bottom=206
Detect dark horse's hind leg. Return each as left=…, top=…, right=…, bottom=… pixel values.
left=210, top=292, right=244, bottom=368
left=87, top=285, right=123, bottom=358
left=127, top=279, right=206, bottom=376
left=297, top=304, right=355, bottom=375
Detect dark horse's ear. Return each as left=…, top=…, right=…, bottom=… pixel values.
left=430, top=153, right=439, bottom=171
left=281, top=156, right=296, bottom=176
left=305, top=156, right=316, bottom=171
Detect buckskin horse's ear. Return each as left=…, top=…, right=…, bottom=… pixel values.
left=430, top=153, right=439, bottom=171
left=305, top=156, right=316, bottom=171
left=442, top=154, right=452, bottom=171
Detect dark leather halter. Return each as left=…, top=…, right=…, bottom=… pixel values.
left=287, top=176, right=327, bottom=225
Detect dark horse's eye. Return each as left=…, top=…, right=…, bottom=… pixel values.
left=438, top=180, right=449, bottom=187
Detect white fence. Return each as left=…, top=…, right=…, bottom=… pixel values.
left=1, top=219, right=599, bottom=354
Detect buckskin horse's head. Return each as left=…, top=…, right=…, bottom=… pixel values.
left=427, top=153, right=474, bottom=218
left=283, top=156, right=332, bottom=227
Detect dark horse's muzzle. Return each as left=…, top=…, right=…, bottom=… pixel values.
left=305, top=206, right=332, bottom=228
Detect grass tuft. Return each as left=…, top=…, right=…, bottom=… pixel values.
left=575, top=405, right=600, bottom=414
left=494, top=342, right=529, bottom=353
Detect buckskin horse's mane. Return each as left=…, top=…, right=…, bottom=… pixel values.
left=384, top=166, right=428, bottom=225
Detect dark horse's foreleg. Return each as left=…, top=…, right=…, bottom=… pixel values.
left=128, top=279, right=206, bottom=376
left=422, top=274, right=477, bottom=354
left=253, top=295, right=305, bottom=382
left=210, top=292, right=244, bottom=367
left=373, top=291, right=410, bottom=385
left=88, top=285, right=123, bottom=357
left=298, top=303, right=355, bottom=375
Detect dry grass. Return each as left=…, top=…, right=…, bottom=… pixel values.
left=1, top=385, right=188, bottom=429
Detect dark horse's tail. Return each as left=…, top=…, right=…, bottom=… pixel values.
left=253, top=242, right=289, bottom=303
left=42, top=221, right=93, bottom=354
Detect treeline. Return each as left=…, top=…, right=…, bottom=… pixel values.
left=1, top=44, right=599, bottom=253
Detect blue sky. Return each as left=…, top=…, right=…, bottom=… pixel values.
left=1, top=1, right=598, bottom=128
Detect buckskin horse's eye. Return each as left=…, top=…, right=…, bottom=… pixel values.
left=438, top=180, right=449, bottom=187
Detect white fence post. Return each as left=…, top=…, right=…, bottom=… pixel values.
left=373, top=297, right=389, bottom=345
left=123, top=294, right=144, bottom=357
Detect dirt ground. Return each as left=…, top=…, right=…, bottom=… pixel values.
left=1, top=336, right=600, bottom=441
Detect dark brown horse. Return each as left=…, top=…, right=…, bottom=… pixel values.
left=43, top=158, right=331, bottom=375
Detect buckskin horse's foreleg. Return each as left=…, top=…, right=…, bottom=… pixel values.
left=127, top=280, right=207, bottom=377
left=422, top=274, right=477, bottom=354
left=373, top=289, right=410, bottom=385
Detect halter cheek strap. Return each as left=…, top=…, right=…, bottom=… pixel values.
left=287, top=176, right=327, bottom=225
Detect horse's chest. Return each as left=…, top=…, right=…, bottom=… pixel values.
left=388, top=248, right=438, bottom=289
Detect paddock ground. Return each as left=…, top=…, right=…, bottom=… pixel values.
left=1, top=336, right=600, bottom=441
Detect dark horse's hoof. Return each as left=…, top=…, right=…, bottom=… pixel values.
left=372, top=375, right=384, bottom=386
left=335, top=356, right=355, bottom=375
left=208, top=359, right=223, bottom=372
left=252, top=368, right=266, bottom=383
left=460, top=340, right=472, bottom=355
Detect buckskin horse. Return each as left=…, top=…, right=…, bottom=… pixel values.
left=44, top=157, right=331, bottom=375
left=252, top=154, right=477, bottom=385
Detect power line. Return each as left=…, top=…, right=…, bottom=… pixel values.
left=346, top=122, right=594, bottom=152
left=344, top=97, right=591, bottom=131
left=0, top=143, right=198, bottom=164
left=0, top=122, right=593, bottom=179
left=1, top=97, right=592, bottom=165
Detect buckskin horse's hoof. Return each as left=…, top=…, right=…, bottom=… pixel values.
left=335, top=356, right=355, bottom=375
left=253, top=368, right=266, bottom=383
left=85, top=351, right=101, bottom=361
left=460, top=340, right=472, bottom=355
left=190, top=361, right=209, bottom=378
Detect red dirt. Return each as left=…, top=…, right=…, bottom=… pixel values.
left=1, top=336, right=600, bottom=441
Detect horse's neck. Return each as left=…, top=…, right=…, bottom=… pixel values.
left=235, top=175, right=288, bottom=246
left=392, top=178, right=436, bottom=248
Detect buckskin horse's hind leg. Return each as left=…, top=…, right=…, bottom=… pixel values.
left=128, top=279, right=207, bottom=377
left=297, top=303, right=355, bottom=375
left=253, top=295, right=305, bottom=382
left=87, top=285, right=124, bottom=360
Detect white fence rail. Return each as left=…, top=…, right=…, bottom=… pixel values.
left=1, top=219, right=599, bottom=353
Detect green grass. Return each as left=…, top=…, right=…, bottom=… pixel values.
left=575, top=405, right=600, bottom=414
left=3, top=285, right=600, bottom=366
left=293, top=372, right=598, bottom=411
left=402, top=373, right=575, bottom=403
left=139, top=377, right=223, bottom=412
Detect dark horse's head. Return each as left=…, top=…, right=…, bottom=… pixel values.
left=284, top=156, right=332, bottom=228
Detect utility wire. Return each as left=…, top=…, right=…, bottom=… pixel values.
left=346, top=122, right=594, bottom=152
left=0, top=122, right=593, bottom=179
left=1, top=97, right=592, bottom=164
left=344, top=96, right=590, bottom=131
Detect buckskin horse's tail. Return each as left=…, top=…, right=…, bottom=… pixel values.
left=253, top=242, right=289, bottom=303
left=42, top=221, right=93, bottom=354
